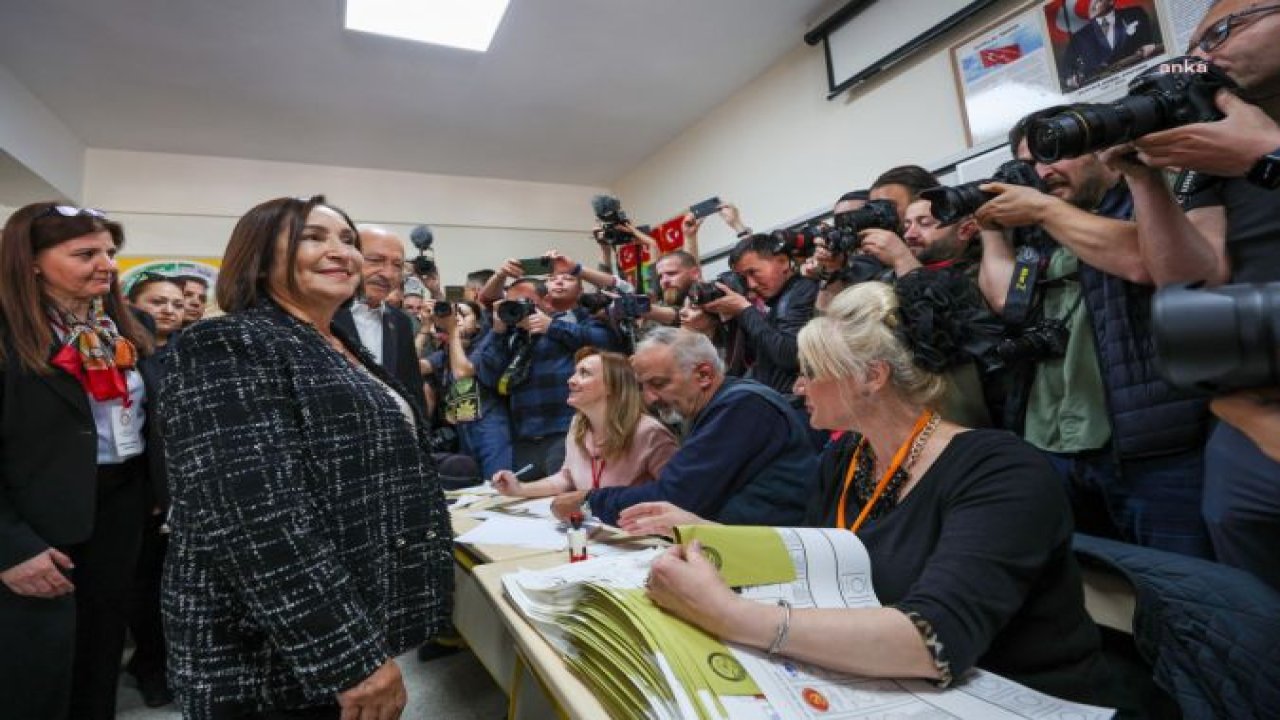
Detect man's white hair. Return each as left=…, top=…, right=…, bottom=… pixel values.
left=636, top=327, right=724, bottom=375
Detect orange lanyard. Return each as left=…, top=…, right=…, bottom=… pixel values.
left=836, top=410, right=935, bottom=533
left=590, top=456, right=606, bottom=490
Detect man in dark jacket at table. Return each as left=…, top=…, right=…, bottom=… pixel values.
left=553, top=328, right=817, bottom=526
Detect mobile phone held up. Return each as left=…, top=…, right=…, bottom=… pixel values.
left=689, top=196, right=722, bottom=219
left=517, top=257, right=552, bottom=276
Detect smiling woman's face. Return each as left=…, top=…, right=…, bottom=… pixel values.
left=267, top=206, right=362, bottom=309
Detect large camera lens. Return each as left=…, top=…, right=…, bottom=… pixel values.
left=432, top=300, right=453, bottom=316
left=834, top=199, right=899, bottom=235
left=497, top=299, right=536, bottom=327
left=920, top=183, right=992, bottom=226
left=1152, top=282, right=1280, bottom=392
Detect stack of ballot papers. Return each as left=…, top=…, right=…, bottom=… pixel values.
left=502, top=526, right=1115, bottom=720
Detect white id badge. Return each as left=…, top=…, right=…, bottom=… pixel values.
left=111, top=404, right=144, bottom=456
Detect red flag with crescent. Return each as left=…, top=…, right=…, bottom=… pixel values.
left=979, top=44, right=1023, bottom=67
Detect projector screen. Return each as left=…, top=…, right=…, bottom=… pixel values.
left=811, top=0, right=1000, bottom=98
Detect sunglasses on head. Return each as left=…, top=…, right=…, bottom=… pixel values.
left=40, top=205, right=107, bottom=220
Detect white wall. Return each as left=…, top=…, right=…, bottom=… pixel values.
left=0, top=64, right=85, bottom=201
left=85, top=149, right=611, bottom=285
left=613, top=0, right=1023, bottom=258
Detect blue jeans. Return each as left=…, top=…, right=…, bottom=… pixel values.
left=456, top=407, right=512, bottom=480
left=1203, top=422, right=1280, bottom=590
left=1044, top=445, right=1213, bottom=559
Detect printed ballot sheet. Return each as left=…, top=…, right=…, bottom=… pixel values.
left=724, top=528, right=1113, bottom=720
left=503, top=527, right=1114, bottom=720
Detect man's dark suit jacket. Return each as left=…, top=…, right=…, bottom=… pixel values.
left=1061, top=7, right=1156, bottom=87
left=332, top=302, right=427, bottom=419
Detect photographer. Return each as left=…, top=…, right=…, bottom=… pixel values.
left=427, top=300, right=511, bottom=479
left=698, top=234, right=818, bottom=396
left=1100, top=0, right=1280, bottom=586
left=648, top=250, right=703, bottom=326
left=803, top=191, right=866, bottom=311
left=472, top=266, right=622, bottom=477
left=972, top=117, right=1212, bottom=559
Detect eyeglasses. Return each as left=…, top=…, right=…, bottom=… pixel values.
left=1194, top=4, right=1280, bottom=52
left=40, top=205, right=107, bottom=220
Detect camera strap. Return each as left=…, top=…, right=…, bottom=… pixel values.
left=1002, top=244, right=1044, bottom=328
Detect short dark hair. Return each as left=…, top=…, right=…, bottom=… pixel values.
left=1007, top=105, right=1070, bottom=157
left=836, top=189, right=870, bottom=205
left=870, top=165, right=939, bottom=198
left=217, top=195, right=360, bottom=313
left=729, top=233, right=785, bottom=267
left=175, top=274, right=209, bottom=291
left=506, top=277, right=547, bottom=297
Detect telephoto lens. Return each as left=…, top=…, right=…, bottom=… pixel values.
left=921, top=159, right=1045, bottom=225
left=833, top=199, right=899, bottom=236
left=1026, top=56, right=1235, bottom=163
left=1152, top=282, right=1279, bottom=392
left=432, top=300, right=453, bottom=317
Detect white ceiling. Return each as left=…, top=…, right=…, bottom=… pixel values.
left=0, top=0, right=835, bottom=186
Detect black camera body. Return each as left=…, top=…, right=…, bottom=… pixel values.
left=432, top=300, right=453, bottom=317
left=688, top=271, right=749, bottom=306
left=832, top=199, right=899, bottom=242
left=921, top=159, right=1047, bottom=226
left=497, top=298, right=537, bottom=327
left=988, top=317, right=1070, bottom=368
left=409, top=225, right=438, bottom=277
left=1026, top=57, right=1237, bottom=163
left=592, top=195, right=634, bottom=247
left=578, top=292, right=652, bottom=320
left=1153, top=282, right=1279, bottom=392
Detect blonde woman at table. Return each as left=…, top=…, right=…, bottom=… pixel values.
left=491, top=348, right=677, bottom=516
left=625, top=275, right=1125, bottom=709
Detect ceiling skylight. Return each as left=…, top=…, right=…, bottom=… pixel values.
left=344, top=0, right=511, bottom=52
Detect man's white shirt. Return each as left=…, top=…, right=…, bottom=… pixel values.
left=351, top=301, right=385, bottom=365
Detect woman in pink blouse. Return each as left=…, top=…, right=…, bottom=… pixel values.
left=491, top=348, right=676, bottom=503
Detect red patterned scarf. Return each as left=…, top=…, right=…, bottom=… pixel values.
left=49, top=298, right=137, bottom=405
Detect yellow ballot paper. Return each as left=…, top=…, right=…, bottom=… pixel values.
left=672, top=525, right=796, bottom=587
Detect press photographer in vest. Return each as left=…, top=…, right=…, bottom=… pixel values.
left=972, top=111, right=1211, bottom=559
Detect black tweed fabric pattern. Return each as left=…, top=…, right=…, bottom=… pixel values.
left=159, top=302, right=453, bottom=717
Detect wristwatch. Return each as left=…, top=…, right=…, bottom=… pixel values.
left=1246, top=146, right=1280, bottom=190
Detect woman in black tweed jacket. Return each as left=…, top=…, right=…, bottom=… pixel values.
left=160, top=196, right=452, bottom=719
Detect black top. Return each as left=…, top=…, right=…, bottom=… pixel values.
left=1184, top=177, right=1280, bottom=283
left=804, top=429, right=1111, bottom=705
left=734, top=273, right=818, bottom=395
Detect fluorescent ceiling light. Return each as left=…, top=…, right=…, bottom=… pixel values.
left=344, top=0, right=511, bottom=52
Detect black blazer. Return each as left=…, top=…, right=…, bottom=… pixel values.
left=0, top=327, right=153, bottom=571
left=332, top=303, right=427, bottom=419
left=159, top=302, right=453, bottom=716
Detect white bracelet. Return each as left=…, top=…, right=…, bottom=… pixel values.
left=767, top=598, right=792, bottom=655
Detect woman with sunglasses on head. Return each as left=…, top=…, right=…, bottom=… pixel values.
left=160, top=196, right=453, bottom=719
left=491, top=347, right=677, bottom=517
left=624, top=274, right=1125, bottom=709
left=0, top=203, right=156, bottom=719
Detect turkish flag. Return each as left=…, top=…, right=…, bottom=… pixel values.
left=979, top=44, right=1023, bottom=67
left=616, top=242, right=642, bottom=272
left=652, top=216, right=685, bottom=253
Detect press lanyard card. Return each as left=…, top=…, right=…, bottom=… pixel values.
left=110, top=404, right=144, bottom=456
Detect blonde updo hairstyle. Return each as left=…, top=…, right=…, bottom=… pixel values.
left=798, top=282, right=948, bottom=409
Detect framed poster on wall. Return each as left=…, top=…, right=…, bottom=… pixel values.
left=948, top=0, right=1215, bottom=147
